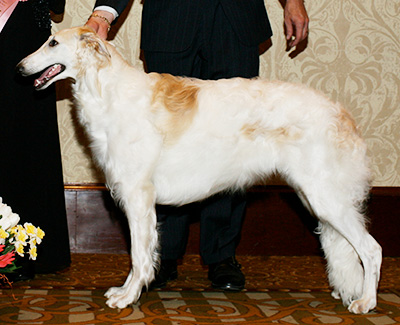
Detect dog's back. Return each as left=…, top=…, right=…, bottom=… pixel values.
left=146, top=75, right=367, bottom=206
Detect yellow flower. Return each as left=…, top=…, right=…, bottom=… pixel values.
left=15, top=242, right=25, bottom=257
left=24, top=223, right=45, bottom=245
left=36, top=227, right=45, bottom=240
left=0, top=227, right=8, bottom=245
left=16, top=229, right=28, bottom=243
left=0, top=227, right=8, bottom=239
left=10, top=224, right=23, bottom=235
left=29, top=246, right=37, bottom=260
left=24, top=223, right=36, bottom=235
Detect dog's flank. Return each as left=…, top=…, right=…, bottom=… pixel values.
left=17, top=27, right=382, bottom=314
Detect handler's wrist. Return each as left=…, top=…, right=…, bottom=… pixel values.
left=89, top=10, right=115, bottom=27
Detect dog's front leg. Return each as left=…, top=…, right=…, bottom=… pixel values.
left=105, top=183, right=159, bottom=309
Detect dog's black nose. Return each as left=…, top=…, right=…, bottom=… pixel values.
left=16, top=62, right=26, bottom=75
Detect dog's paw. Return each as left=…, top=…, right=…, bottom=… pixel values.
left=106, top=295, right=133, bottom=309
left=105, top=286, right=124, bottom=299
left=104, top=285, right=141, bottom=309
left=348, top=297, right=376, bottom=314
left=331, top=290, right=340, bottom=300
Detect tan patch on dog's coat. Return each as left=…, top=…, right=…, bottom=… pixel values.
left=151, top=73, right=199, bottom=143
left=329, top=105, right=363, bottom=150
left=241, top=122, right=303, bottom=142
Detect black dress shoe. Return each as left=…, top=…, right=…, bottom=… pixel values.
left=150, top=259, right=178, bottom=289
left=208, top=256, right=245, bottom=291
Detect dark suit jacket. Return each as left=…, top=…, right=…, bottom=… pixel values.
left=50, top=0, right=65, bottom=14
left=95, top=0, right=272, bottom=52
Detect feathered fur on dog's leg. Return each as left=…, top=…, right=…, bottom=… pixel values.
left=301, top=187, right=381, bottom=314
left=318, top=222, right=364, bottom=305
left=105, top=183, right=159, bottom=309
left=283, top=103, right=382, bottom=313
left=295, top=191, right=366, bottom=305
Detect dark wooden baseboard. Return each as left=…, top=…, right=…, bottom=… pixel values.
left=65, top=185, right=400, bottom=256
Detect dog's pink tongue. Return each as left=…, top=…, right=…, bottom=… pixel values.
left=34, top=64, right=62, bottom=88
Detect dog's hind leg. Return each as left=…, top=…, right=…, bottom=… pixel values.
left=294, top=189, right=365, bottom=303
left=105, top=183, right=159, bottom=309
left=296, top=181, right=382, bottom=314
left=317, top=222, right=364, bottom=304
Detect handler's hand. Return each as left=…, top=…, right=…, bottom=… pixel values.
left=284, top=0, right=309, bottom=48
left=85, top=10, right=114, bottom=40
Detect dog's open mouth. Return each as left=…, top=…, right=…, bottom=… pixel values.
left=34, top=64, right=65, bottom=89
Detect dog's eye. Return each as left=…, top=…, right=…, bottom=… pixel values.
left=49, top=39, right=59, bottom=47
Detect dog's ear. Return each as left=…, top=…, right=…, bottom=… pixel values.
left=79, top=28, right=111, bottom=59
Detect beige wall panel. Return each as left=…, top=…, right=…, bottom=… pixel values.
left=53, top=0, right=400, bottom=186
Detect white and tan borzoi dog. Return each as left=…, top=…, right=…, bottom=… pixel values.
left=18, top=27, right=382, bottom=314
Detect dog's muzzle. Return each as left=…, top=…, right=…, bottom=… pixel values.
left=16, top=62, right=29, bottom=77
left=16, top=61, right=66, bottom=90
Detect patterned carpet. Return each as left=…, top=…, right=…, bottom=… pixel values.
left=1, top=254, right=399, bottom=324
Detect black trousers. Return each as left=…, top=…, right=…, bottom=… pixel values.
left=143, top=3, right=259, bottom=265
left=0, top=3, right=71, bottom=273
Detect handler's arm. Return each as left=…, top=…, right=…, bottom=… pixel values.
left=86, top=0, right=130, bottom=39
left=283, top=0, right=309, bottom=47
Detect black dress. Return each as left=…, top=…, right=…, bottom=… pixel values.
left=0, top=0, right=70, bottom=273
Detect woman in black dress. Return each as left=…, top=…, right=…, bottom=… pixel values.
left=0, top=0, right=70, bottom=277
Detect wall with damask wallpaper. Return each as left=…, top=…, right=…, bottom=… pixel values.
left=53, top=0, right=400, bottom=186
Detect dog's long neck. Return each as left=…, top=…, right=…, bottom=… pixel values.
left=71, top=41, right=156, bottom=156
left=74, top=44, right=133, bottom=96
left=73, top=42, right=149, bottom=120
left=70, top=40, right=161, bottom=191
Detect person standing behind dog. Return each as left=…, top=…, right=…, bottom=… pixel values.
left=86, top=0, right=309, bottom=291
left=0, top=0, right=71, bottom=279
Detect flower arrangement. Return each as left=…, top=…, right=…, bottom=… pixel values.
left=0, top=197, right=45, bottom=273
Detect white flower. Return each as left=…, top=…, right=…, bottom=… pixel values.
left=0, top=197, right=20, bottom=231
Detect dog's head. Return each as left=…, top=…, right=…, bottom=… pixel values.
left=17, top=26, right=111, bottom=90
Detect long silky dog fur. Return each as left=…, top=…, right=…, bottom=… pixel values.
left=17, top=27, right=382, bottom=314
